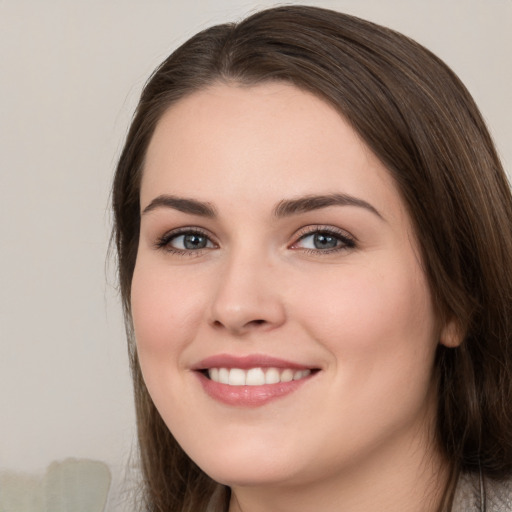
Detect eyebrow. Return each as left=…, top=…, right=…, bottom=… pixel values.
left=142, top=195, right=216, bottom=217
left=141, top=192, right=383, bottom=220
left=273, top=193, right=383, bottom=219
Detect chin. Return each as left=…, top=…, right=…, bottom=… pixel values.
left=205, top=464, right=298, bottom=488
left=189, top=444, right=304, bottom=488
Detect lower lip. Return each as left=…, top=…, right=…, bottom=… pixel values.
left=196, top=372, right=313, bottom=407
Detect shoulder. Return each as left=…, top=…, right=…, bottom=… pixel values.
left=452, top=471, right=512, bottom=512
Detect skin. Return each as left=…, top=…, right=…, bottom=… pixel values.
left=131, top=82, right=455, bottom=511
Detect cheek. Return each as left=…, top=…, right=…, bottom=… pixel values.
left=293, top=258, right=438, bottom=363
left=130, top=260, right=205, bottom=358
left=292, top=261, right=439, bottom=447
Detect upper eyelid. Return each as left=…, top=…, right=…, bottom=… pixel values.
left=292, top=224, right=356, bottom=240
left=155, top=226, right=218, bottom=249
left=160, top=226, right=215, bottom=239
left=289, top=225, right=357, bottom=251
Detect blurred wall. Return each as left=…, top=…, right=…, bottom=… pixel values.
left=0, top=1, right=510, bottom=510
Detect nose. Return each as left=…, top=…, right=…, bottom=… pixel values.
left=208, top=250, right=286, bottom=336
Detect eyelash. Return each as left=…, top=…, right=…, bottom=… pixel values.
left=291, top=225, right=356, bottom=254
left=155, top=228, right=216, bottom=256
left=154, top=225, right=356, bottom=256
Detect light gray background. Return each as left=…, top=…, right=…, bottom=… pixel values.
left=1, top=0, right=510, bottom=510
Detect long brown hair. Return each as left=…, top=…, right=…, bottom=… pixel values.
left=112, top=6, right=512, bottom=511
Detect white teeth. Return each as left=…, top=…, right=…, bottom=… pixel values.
left=209, top=368, right=219, bottom=382
left=207, top=367, right=312, bottom=386
left=294, top=369, right=310, bottom=380
left=246, top=367, right=265, bottom=385
left=228, top=368, right=246, bottom=386
left=218, top=368, right=229, bottom=384
left=265, top=367, right=280, bottom=384
left=281, top=369, right=294, bottom=382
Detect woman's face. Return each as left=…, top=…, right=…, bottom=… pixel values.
left=131, top=83, right=447, bottom=490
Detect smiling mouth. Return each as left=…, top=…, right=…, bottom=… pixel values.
left=196, top=359, right=319, bottom=406
left=204, top=367, right=314, bottom=386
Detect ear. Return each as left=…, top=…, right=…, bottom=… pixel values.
left=439, top=318, right=463, bottom=348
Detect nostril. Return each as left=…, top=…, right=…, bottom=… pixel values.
left=214, top=317, right=266, bottom=326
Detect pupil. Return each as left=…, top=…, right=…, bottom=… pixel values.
left=184, top=234, right=207, bottom=250
left=314, top=233, right=338, bottom=249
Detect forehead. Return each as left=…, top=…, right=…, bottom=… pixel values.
left=141, top=82, right=403, bottom=222
left=143, top=82, right=359, bottom=183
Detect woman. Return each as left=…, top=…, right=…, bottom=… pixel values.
left=112, top=5, right=512, bottom=511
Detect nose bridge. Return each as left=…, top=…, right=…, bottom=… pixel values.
left=208, top=242, right=285, bottom=334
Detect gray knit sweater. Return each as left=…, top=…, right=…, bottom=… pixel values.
left=452, top=472, right=512, bottom=511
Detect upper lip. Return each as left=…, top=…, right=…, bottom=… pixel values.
left=192, top=354, right=316, bottom=371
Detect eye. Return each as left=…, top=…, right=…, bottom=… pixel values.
left=291, top=227, right=356, bottom=253
left=156, top=229, right=216, bottom=254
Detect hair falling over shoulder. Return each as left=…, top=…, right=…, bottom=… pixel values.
left=112, top=6, right=512, bottom=511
